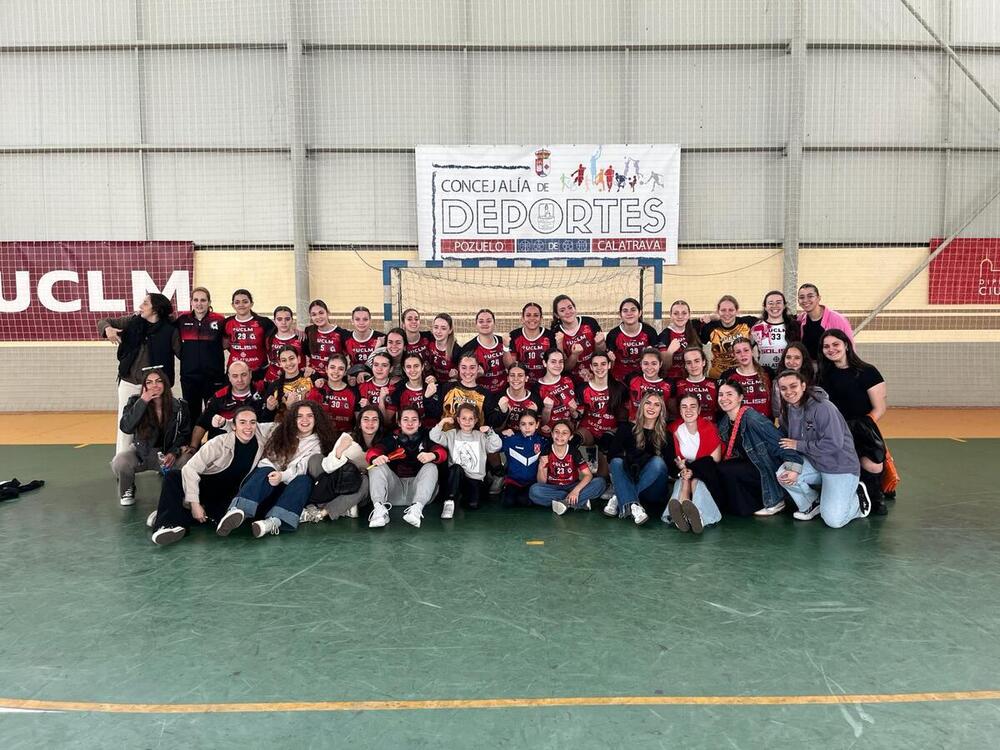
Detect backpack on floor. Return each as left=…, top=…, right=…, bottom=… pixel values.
left=309, top=462, right=363, bottom=504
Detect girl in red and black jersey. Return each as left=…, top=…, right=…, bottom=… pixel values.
left=311, top=353, right=360, bottom=433
left=224, top=289, right=276, bottom=380
left=175, top=286, right=227, bottom=425
left=659, top=299, right=701, bottom=382
left=605, top=297, right=659, bottom=383
left=401, top=308, right=435, bottom=364
left=536, top=348, right=580, bottom=434
left=460, top=309, right=508, bottom=395
left=528, top=420, right=607, bottom=514
left=265, top=305, right=306, bottom=382
left=302, top=299, right=343, bottom=379
left=486, top=362, right=543, bottom=432
left=674, top=347, right=719, bottom=418
left=388, top=353, right=442, bottom=429
left=551, top=294, right=605, bottom=381
left=574, top=352, right=626, bottom=483
left=357, top=351, right=399, bottom=424
left=428, top=313, right=460, bottom=383
left=719, top=338, right=772, bottom=418
left=342, top=306, right=384, bottom=368
left=508, top=302, right=557, bottom=384
left=625, top=348, right=674, bottom=422
left=382, top=327, right=408, bottom=379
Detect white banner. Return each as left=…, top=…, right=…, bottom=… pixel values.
left=415, top=145, right=680, bottom=262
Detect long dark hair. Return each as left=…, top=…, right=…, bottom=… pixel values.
left=351, top=405, right=386, bottom=447
left=587, top=351, right=628, bottom=420
left=147, top=293, right=173, bottom=322
left=817, top=329, right=873, bottom=383
left=776, top=368, right=818, bottom=426
left=135, top=369, right=174, bottom=441
left=270, top=344, right=304, bottom=401
left=760, top=290, right=801, bottom=342
left=780, top=342, right=815, bottom=385
left=263, top=400, right=336, bottom=467
left=550, top=294, right=576, bottom=330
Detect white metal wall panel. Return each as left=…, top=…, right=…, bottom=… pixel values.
left=307, top=51, right=466, bottom=147
left=307, top=0, right=466, bottom=44
left=802, top=152, right=945, bottom=242
left=466, top=1, right=627, bottom=45
left=947, top=152, right=1000, bottom=235
left=145, top=153, right=290, bottom=243
left=141, top=0, right=287, bottom=42
left=0, top=52, right=138, bottom=146
left=633, top=0, right=790, bottom=43
left=805, top=50, right=946, bottom=145
left=679, top=153, right=785, bottom=244
left=805, top=0, right=946, bottom=43
left=632, top=50, right=788, bottom=146
left=0, top=0, right=135, bottom=44
left=308, top=153, right=416, bottom=245
left=142, top=50, right=287, bottom=146
left=951, top=0, right=1000, bottom=45
left=466, top=52, right=625, bottom=143
left=0, top=154, right=144, bottom=240
left=948, top=53, right=1000, bottom=147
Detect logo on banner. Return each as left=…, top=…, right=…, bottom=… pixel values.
left=534, top=148, right=551, bottom=177
left=980, top=257, right=1000, bottom=298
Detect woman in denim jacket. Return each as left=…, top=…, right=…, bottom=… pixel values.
left=715, top=380, right=802, bottom=517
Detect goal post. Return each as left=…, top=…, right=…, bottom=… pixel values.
left=382, top=258, right=663, bottom=338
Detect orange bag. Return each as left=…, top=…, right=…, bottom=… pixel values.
left=881, top=446, right=900, bottom=493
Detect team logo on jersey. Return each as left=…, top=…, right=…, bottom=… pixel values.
left=210, top=321, right=219, bottom=330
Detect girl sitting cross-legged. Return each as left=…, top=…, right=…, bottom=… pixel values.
left=529, top=419, right=607, bottom=515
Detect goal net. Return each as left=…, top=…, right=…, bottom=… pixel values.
left=384, top=259, right=661, bottom=339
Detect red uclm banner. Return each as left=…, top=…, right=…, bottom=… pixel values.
left=0, top=241, right=194, bottom=341
left=928, top=238, right=1000, bottom=304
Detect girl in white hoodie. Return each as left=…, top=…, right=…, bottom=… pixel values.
left=215, top=401, right=337, bottom=538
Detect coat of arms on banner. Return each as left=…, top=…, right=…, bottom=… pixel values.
left=534, top=148, right=551, bottom=177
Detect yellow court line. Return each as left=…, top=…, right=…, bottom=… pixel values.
left=950, top=438, right=968, bottom=443
left=2, top=691, right=1000, bottom=714
left=73, top=443, right=90, bottom=449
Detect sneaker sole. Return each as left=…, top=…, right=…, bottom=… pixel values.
left=681, top=500, right=703, bottom=534
left=151, top=528, right=186, bottom=546
left=216, top=511, right=245, bottom=537
left=667, top=498, right=689, bottom=532
left=551, top=501, right=567, bottom=516
left=633, top=509, right=649, bottom=526
left=754, top=503, right=785, bottom=517
left=403, top=512, right=421, bottom=528
left=602, top=505, right=617, bottom=517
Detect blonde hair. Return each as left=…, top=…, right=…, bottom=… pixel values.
left=633, top=392, right=667, bottom=454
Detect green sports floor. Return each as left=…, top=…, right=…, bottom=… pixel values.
left=1, top=439, right=998, bottom=749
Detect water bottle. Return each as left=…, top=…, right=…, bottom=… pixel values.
left=157, top=451, right=169, bottom=476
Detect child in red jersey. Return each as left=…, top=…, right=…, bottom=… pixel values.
left=625, top=348, right=673, bottom=422
left=528, top=420, right=606, bottom=514
left=508, top=302, right=557, bottom=384
left=460, top=308, right=508, bottom=394
left=659, top=299, right=701, bottom=381
left=224, top=288, right=276, bottom=380
left=551, top=294, right=604, bottom=381
left=605, top=297, right=659, bottom=382
left=674, top=346, right=718, bottom=418
left=719, top=338, right=772, bottom=418
left=311, top=353, right=360, bottom=433
left=388, top=353, right=442, bottom=428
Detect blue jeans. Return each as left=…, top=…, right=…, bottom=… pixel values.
left=666, top=478, right=722, bottom=527
left=782, top=458, right=862, bottom=529
left=229, top=466, right=313, bottom=531
left=609, top=457, right=669, bottom=517
left=529, top=477, right=607, bottom=509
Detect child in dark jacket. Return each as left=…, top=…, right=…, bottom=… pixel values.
left=499, top=410, right=548, bottom=508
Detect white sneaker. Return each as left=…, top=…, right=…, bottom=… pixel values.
left=119, top=488, right=135, bottom=506
left=252, top=517, right=281, bottom=538
left=551, top=499, right=568, bottom=516
left=600, top=483, right=615, bottom=501
left=216, top=507, right=245, bottom=536
left=631, top=503, right=649, bottom=526
left=345, top=505, right=359, bottom=518
left=792, top=500, right=821, bottom=521
left=754, top=501, right=786, bottom=517
left=582, top=500, right=591, bottom=511
left=145, top=510, right=158, bottom=528
left=151, top=526, right=186, bottom=546
left=857, top=482, right=872, bottom=518
left=602, top=495, right=618, bottom=516
left=488, top=473, right=505, bottom=495
left=403, top=504, right=423, bottom=528
left=440, top=499, right=455, bottom=520
left=368, top=502, right=390, bottom=528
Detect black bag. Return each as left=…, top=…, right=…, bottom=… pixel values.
left=310, top=461, right=363, bottom=503
left=846, top=416, right=886, bottom=464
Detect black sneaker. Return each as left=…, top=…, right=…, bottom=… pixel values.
left=856, top=482, right=872, bottom=518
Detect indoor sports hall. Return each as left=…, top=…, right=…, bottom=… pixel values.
left=1, top=2, right=999, bottom=748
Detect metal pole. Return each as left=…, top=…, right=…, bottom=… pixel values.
left=898, top=0, right=1000, bottom=116
left=854, top=180, right=1000, bottom=333
left=941, top=0, right=954, bottom=233
left=134, top=0, right=151, bottom=240
left=782, top=0, right=806, bottom=302
left=286, top=0, right=310, bottom=323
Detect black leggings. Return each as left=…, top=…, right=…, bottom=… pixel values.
left=446, top=465, right=486, bottom=508
left=181, top=376, right=224, bottom=427
left=153, top=469, right=238, bottom=529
